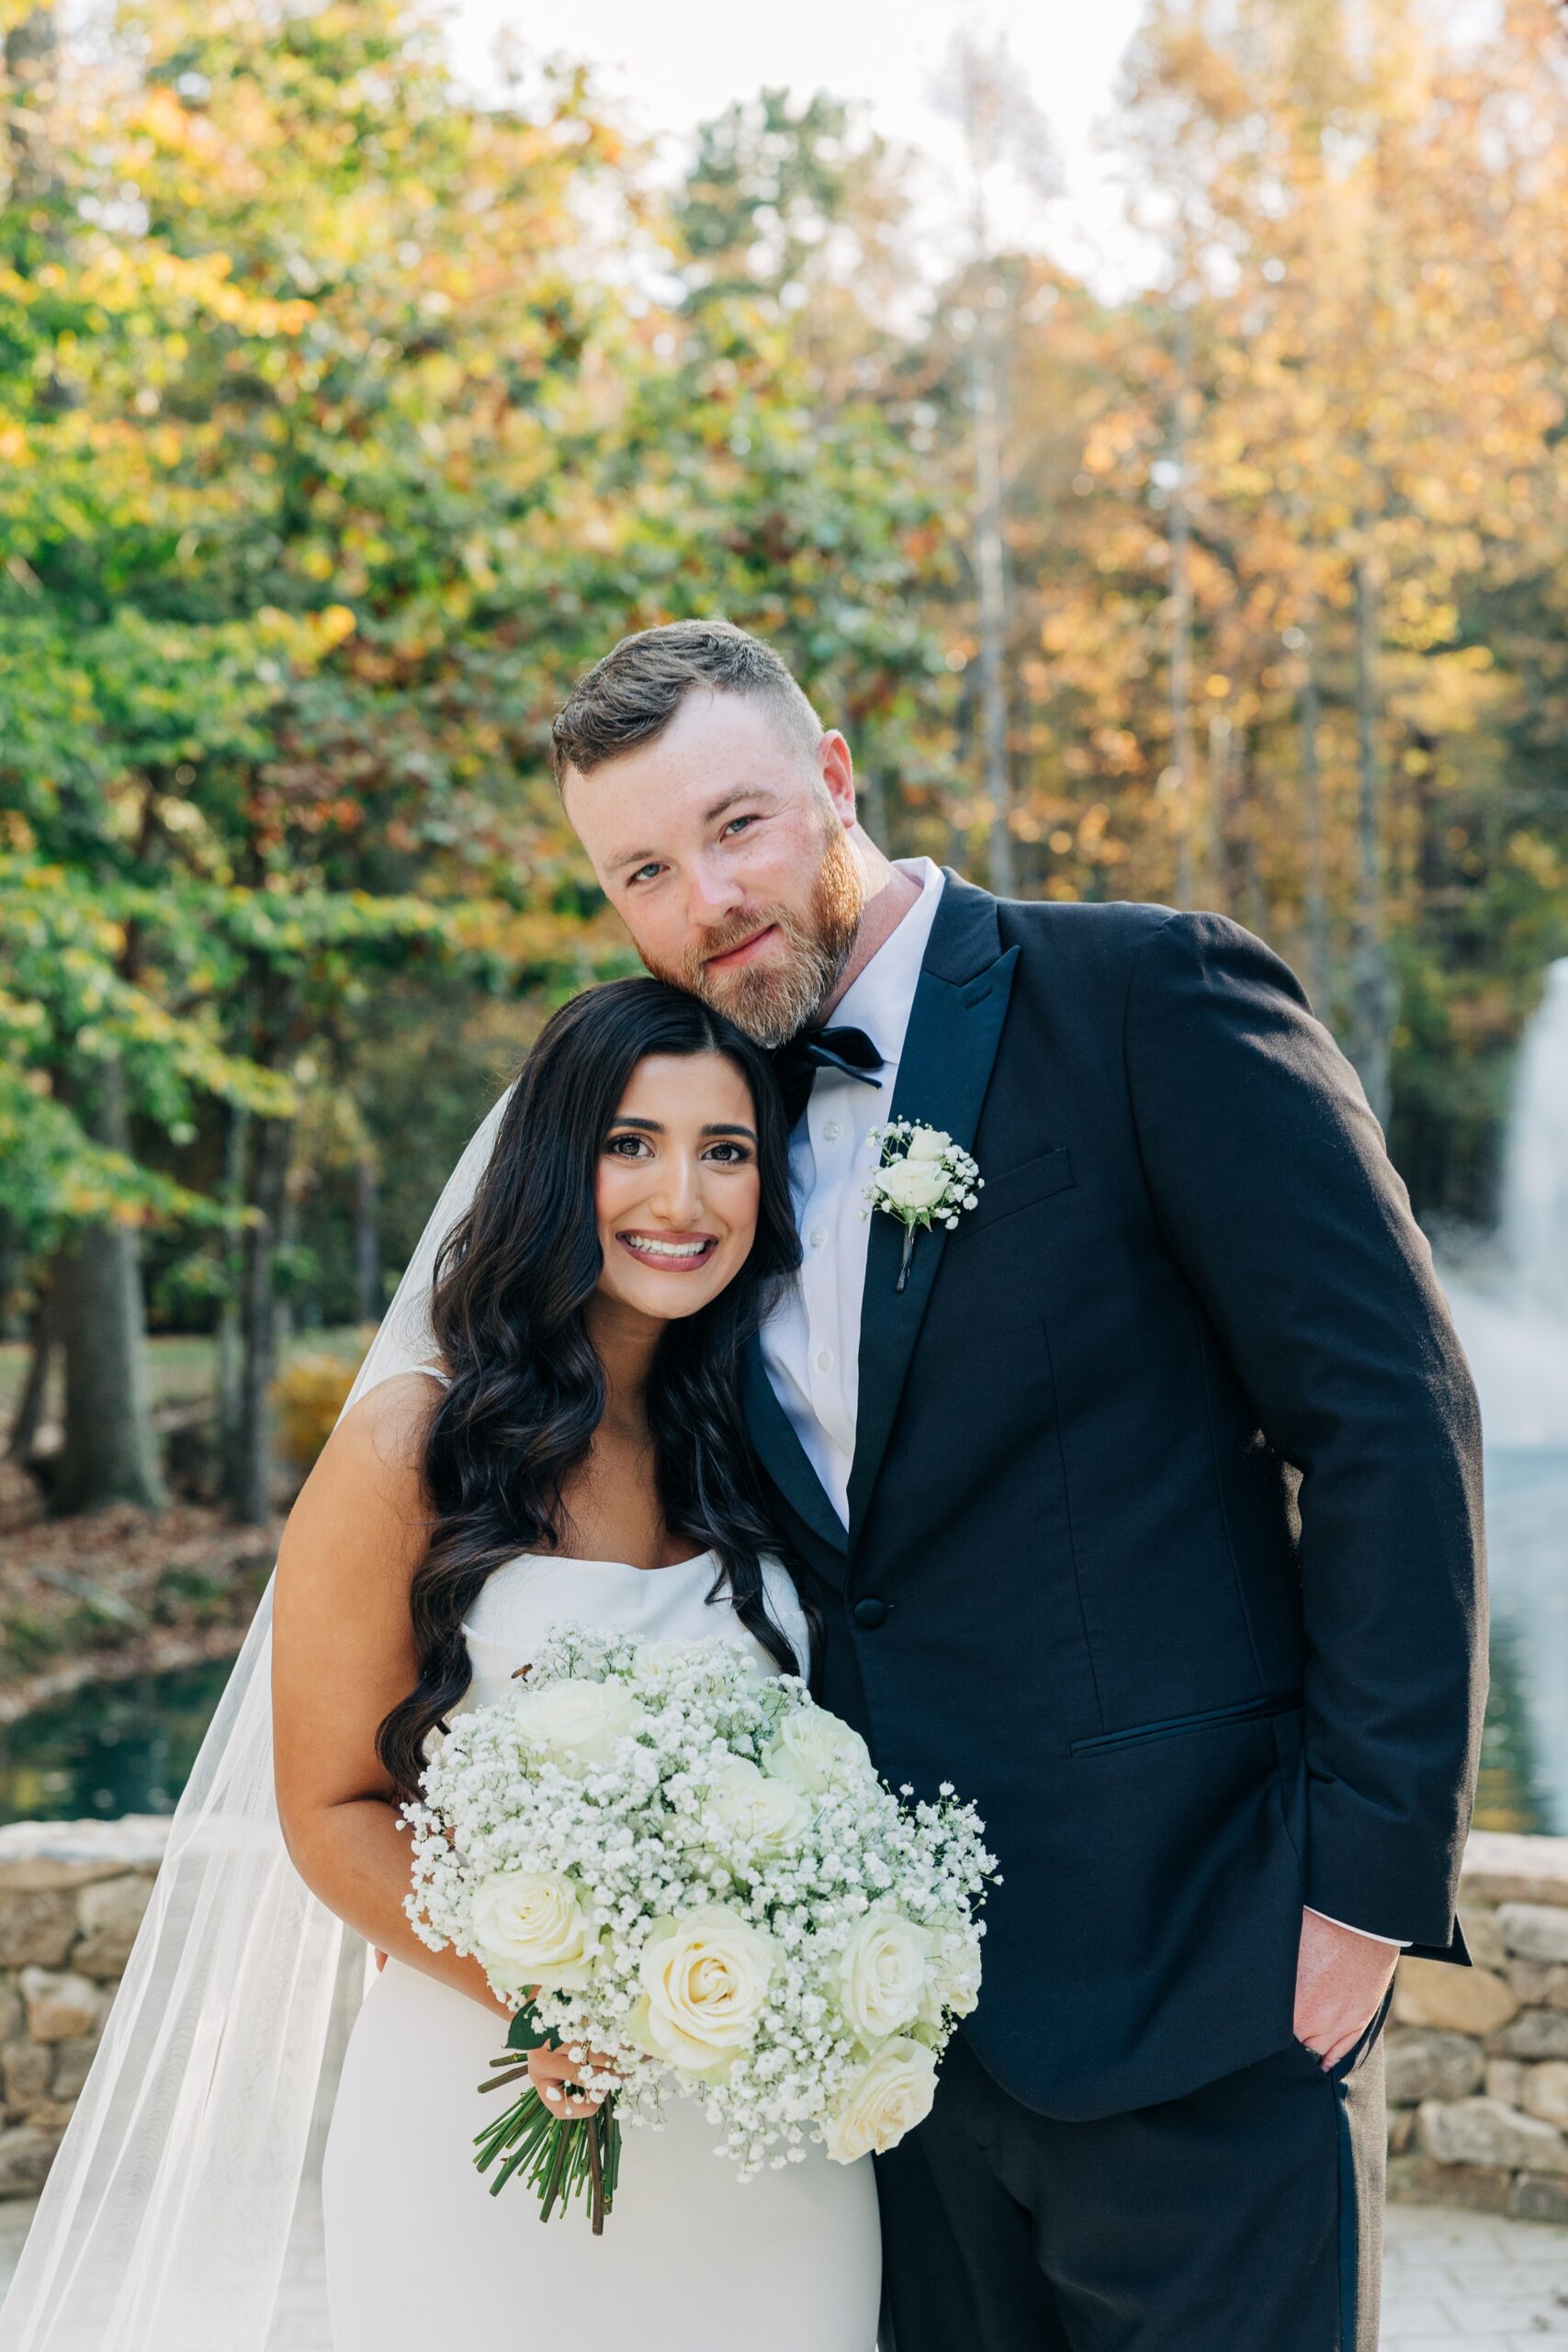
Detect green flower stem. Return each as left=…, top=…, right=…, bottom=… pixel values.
left=473, top=2074, right=620, bottom=2231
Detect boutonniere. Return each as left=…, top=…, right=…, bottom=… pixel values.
left=863, top=1121, right=983, bottom=1293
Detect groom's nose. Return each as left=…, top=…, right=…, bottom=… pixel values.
left=685, top=854, right=747, bottom=929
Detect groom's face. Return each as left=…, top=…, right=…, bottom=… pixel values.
left=560, top=688, right=865, bottom=1047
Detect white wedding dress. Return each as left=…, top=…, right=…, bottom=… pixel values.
left=320, top=1544, right=882, bottom=2351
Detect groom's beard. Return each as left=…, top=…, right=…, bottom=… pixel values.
left=658, top=822, right=865, bottom=1049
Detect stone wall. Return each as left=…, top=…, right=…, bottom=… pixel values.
left=1387, top=1828, right=1568, bottom=2224
left=0, top=1816, right=165, bottom=2198
left=1, top=1815, right=1566, bottom=2211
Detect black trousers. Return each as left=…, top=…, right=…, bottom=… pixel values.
left=874, top=1999, right=1390, bottom=2352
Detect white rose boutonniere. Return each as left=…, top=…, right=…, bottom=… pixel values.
left=863, top=1120, right=983, bottom=1291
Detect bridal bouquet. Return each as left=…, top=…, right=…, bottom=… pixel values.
left=401, top=1623, right=995, bottom=2233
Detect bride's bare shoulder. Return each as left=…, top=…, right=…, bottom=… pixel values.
left=280, top=1369, right=446, bottom=1560
left=338, top=1368, right=448, bottom=1463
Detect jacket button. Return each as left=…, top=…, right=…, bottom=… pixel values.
left=852, top=1597, right=889, bottom=1630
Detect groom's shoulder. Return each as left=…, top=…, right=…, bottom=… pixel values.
left=940, top=873, right=1303, bottom=1008
left=987, top=887, right=1184, bottom=983
left=986, top=888, right=1292, bottom=990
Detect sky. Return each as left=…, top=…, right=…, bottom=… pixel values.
left=443, top=0, right=1157, bottom=297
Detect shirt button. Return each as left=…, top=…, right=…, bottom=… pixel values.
left=809, top=1227, right=827, bottom=1249
left=816, top=1349, right=833, bottom=1371
left=822, top=1120, right=841, bottom=1142
left=852, top=1597, right=889, bottom=1630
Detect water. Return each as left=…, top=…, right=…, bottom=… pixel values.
left=1444, top=955, right=1568, bottom=1833
left=1502, top=961, right=1568, bottom=1320
left=1475, top=1453, right=1568, bottom=1833
left=0, top=1657, right=236, bottom=1825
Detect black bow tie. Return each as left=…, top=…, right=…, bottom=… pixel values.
left=772, top=1023, right=886, bottom=1127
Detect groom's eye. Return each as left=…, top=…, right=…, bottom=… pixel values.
left=627, top=861, right=663, bottom=886
left=721, top=815, right=754, bottom=839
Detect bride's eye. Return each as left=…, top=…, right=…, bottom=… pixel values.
left=703, top=1141, right=751, bottom=1164
left=604, top=1132, right=650, bottom=1159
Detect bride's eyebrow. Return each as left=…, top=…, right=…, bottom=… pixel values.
left=605, top=1116, right=756, bottom=1139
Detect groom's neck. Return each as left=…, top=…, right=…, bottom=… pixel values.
left=818, top=835, right=921, bottom=1023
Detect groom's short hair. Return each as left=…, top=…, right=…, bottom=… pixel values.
left=551, top=619, right=823, bottom=781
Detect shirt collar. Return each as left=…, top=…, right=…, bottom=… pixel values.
left=832, top=857, right=945, bottom=1077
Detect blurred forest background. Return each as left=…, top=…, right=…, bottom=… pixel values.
left=3, top=0, right=1567, bottom=1537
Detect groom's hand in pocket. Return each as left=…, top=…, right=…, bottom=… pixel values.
left=1292, top=1907, right=1399, bottom=2068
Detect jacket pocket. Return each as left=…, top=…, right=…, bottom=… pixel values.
left=964, top=1144, right=1075, bottom=1237
left=1069, top=1689, right=1303, bottom=1758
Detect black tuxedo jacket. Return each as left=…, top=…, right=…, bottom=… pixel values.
left=741, top=872, right=1486, bottom=2120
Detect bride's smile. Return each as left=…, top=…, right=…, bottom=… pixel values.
left=593, top=1048, right=761, bottom=1320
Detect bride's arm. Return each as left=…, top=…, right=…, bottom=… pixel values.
left=271, top=1373, right=511, bottom=2022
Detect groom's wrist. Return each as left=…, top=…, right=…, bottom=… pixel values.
left=1303, top=1905, right=1409, bottom=1951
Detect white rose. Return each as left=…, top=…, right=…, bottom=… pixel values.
left=762, top=1704, right=874, bottom=1795
left=877, top=1159, right=950, bottom=1215
left=822, top=2038, right=938, bottom=2163
left=637, top=1640, right=695, bottom=1679
left=510, top=1677, right=646, bottom=1776
left=905, top=1127, right=952, bottom=1162
left=921, top=1918, right=982, bottom=2031
left=705, top=1756, right=812, bottom=1851
left=835, top=1911, right=933, bottom=2040
left=931, top=1928, right=982, bottom=2022
left=637, top=1905, right=777, bottom=2074
left=468, top=1870, right=600, bottom=1992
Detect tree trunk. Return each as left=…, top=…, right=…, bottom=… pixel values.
left=1349, top=544, right=1396, bottom=1128
left=354, top=1151, right=381, bottom=1327
left=1167, top=303, right=1197, bottom=909
left=6, top=1283, right=56, bottom=1462
left=275, top=1177, right=298, bottom=1351
left=4, top=10, right=62, bottom=213
left=970, top=296, right=1012, bottom=898
left=1298, top=625, right=1329, bottom=1012
left=229, top=1114, right=292, bottom=1526
left=51, top=1063, right=165, bottom=1513
left=1203, top=710, right=1231, bottom=910
left=216, top=1098, right=249, bottom=1497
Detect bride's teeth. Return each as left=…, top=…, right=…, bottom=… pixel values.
left=625, top=1237, right=709, bottom=1260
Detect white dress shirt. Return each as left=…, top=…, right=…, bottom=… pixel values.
left=758, top=854, right=1404, bottom=1953
left=760, top=856, right=945, bottom=1526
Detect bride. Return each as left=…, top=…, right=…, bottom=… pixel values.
left=275, top=975, right=879, bottom=2348
left=0, top=975, right=879, bottom=2352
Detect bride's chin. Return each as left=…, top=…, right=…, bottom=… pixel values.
left=596, top=1269, right=730, bottom=1322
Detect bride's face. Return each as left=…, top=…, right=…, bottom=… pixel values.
left=593, top=1050, right=761, bottom=1321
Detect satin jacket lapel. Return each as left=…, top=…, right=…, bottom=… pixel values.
left=846, top=875, right=1020, bottom=1542
left=739, top=1332, right=850, bottom=1571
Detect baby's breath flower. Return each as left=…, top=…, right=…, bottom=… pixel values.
left=402, top=1622, right=996, bottom=2181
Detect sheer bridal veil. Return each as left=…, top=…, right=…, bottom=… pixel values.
left=0, top=1085, right=515, bottom=2352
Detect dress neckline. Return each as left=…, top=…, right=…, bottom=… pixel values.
left=511, top=1547, right=717, bottom=1577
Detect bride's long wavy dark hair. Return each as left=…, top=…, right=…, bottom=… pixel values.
left=376, top=978, right=808, bottom=1801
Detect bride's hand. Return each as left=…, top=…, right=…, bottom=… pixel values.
left=527, top=2040, right=622, bottom=2120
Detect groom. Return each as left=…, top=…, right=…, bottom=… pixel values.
left=551, top=619, right=1486, bottom=2350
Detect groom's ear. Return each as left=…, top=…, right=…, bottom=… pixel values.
left=818, top=730, right=857, bottom=827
